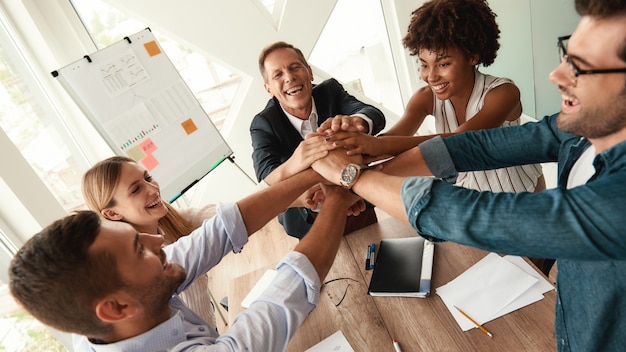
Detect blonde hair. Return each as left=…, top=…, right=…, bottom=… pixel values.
left=81, top=156, right=195, bottom=243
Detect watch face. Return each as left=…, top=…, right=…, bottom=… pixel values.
left=341, top=164, right=358, bottom=184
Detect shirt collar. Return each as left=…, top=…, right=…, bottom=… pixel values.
left=593, top=139, right=626, bottom=176
left=283, top=98, right=318, bottom=137
left=82, top=298, right=217, bottom=352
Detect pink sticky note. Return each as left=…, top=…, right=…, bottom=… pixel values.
left=141, top=154, right=159, bottom=171
left=140, top=138, right=158, bottom=155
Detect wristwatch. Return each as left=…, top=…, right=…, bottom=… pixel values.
left=340, top=163, right=370, bottom=190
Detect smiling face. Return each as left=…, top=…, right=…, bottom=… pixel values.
left=418, top=47, right=478, bottom=102
left=262, top=47, right=314, bottom=119
left=90, top=220, right=186, bottom=318
left=549, top=15, right=626, bottom=145
left=101, top=162, right=168, bottom=233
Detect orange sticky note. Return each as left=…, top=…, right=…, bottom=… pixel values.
left=181, top=118, right=198, bottom=135
left=140, top=138, right=158, bottom=155
left=141, top=154, right=159, bottom=171
left=144, top=41, right=161, bottom=57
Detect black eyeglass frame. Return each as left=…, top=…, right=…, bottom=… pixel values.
left=323, top=277, right=358, bottom=307
left=558, top=35, right=626, bottom=77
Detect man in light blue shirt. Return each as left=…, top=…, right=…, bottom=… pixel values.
left=10, top=169, right=359, bottom=351
left=312, top=0, right=626, bottom=351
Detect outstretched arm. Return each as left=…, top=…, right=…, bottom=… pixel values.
left=294, top=184, right=359, bottom=280
left=236, top=169, right=322, bottom=235
left=379, top=146, right=434, bottom=177
left=312, top=150, right=408, bottom=222
left=217, top=185, right=360, bottom=351
left=327, top=82, right=522, bottom=162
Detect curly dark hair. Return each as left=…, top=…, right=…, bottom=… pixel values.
left=402, top=0, right=500, bottom=67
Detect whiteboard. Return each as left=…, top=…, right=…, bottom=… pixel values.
left=53, top=28, right=232, bottom=202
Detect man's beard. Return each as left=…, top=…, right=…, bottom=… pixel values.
left=558, top=91, right=626, bottom=138
left=127, top=263, right=187, bottom=318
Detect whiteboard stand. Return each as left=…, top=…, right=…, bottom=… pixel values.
left=227, top=155, right=257, bottom=185
left=52, top=28, right=235, bottom=204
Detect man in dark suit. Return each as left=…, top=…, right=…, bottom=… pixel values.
left=251, top=41, right=386, bottom=239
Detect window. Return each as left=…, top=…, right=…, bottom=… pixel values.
left=310, top=0, right=403, bottom=115
left=0, top=12, right=86, bottom=212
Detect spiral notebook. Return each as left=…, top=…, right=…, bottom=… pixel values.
left=368, top=237, right=434, bottom=297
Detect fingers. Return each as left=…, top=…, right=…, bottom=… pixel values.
left=291, top=135, right=337, bottom=170
left=316, top=120, right=332, bottom=133
left=347, top=199, right=366, bottom=216
left=303, top=184, right=324, bottom=210
left=317, top=115, right=367, bottom=133
left=302, top=134, right=337, bottom=151
left=323, top=131, right=358, bottom=146
left=304, top=131, right=326, bottom=140
left=324, top=132, right=369, bottom=156
left=317, top=184, right=367, bottom=216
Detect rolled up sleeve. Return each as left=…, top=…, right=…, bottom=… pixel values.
left=401, top=177, right=442, bottom=242
left=224, top=252, right=321, bottom=351
left=419, top=136, right=458, bottom=183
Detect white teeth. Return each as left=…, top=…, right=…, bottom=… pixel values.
left=286, top=86, right=303, bottom=95
left=561, top=94, right=578, bottom=106
left=432, top=83, right=448, bottom=90
left=147, top=199, right=161, bottom=208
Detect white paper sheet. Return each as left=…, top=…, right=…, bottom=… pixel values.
left=305, top=330, right=355, bottom=352
left=504, top=255, right=554, bottom=294
left=436, top=253, right=543, bottom=331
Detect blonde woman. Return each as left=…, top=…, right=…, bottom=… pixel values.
left=82, top=156, right=217, bottom=328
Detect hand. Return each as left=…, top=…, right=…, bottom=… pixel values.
left=291, top=132, right=337, bottom=171
left=320, top=183, right=362, bottom=212
left=347, top=198, right=367, bottom=216
left=326, top=131, right=383, bottom=156
left=310, top=183, right=367, bottom=216
left=265, top=133, right=337, bottom=185
left=317, top=115, right=368, bottom=134
left=311, top=149, right=362, bottom=186
left=303, top=183, right=325, bottom=210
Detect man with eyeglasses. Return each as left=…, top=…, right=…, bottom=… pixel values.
left=311, top=0, right=626, bottom=351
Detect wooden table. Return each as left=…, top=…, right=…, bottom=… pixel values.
left=228, top=217, right=556, bottom=351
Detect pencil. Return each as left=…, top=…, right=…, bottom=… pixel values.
left=454, top=306, right=493, bottom=337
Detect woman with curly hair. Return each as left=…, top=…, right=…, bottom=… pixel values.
left=328, top=0, right=545, bottom=193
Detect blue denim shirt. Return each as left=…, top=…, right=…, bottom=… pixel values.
left=401, top=113, right=626, bottom=352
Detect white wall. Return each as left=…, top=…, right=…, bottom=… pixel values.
left=528, top=0, right=580, bottom=118
left=485, top=0, right=580, bottom=119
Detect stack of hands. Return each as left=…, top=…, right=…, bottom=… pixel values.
left=289, top=114, right=382, bottom=216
